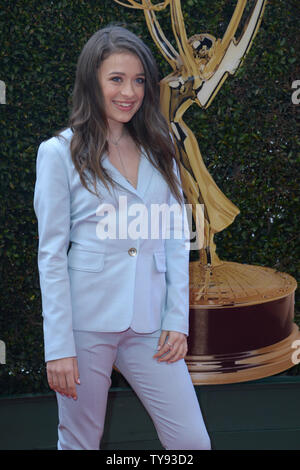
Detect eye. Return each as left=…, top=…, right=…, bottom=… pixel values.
left=111, top=76, right=122, bottom=83
left=136, top=77, right=145, bottom=85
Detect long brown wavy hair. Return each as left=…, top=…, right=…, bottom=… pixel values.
left=58, top=25, right=183, bottom=204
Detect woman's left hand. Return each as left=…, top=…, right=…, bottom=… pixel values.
left=153, top=330, right=188, bottom=364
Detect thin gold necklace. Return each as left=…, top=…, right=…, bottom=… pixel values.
left=109, top=129, right=125, bottom=146
left=108, top=130, right=134, bottom=186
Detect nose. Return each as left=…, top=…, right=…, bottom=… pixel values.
left=120, top=80, right=135, bottom=98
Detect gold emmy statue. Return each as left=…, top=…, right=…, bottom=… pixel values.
left=115, top=0, right=299, bottom=384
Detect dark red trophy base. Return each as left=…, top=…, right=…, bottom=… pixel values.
left=186, top=261, right=299, bottom=384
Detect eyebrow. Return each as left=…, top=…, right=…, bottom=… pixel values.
left=108, top=71, right=146, bottom=76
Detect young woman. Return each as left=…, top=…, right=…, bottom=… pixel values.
left=33, top=25, right=211, bottom=451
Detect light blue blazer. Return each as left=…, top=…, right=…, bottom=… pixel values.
left=33, top=128, right=190, bottom=362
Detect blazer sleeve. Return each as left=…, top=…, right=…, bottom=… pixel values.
left=161, top=159, right=191, bottom=336
left=33, top=139, right=76, bottom=362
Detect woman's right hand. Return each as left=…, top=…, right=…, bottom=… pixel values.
left=46, top=357, right=80, bottom=400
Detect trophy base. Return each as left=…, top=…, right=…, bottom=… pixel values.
left=186, top=323, right=300, bottom=385
left=187, top=260, right=299, bottom=384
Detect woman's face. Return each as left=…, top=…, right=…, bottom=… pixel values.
left=97, top=51, right=146, bottom=128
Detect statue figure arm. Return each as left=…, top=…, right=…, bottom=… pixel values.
left=199, top=0, right=267, bottom=108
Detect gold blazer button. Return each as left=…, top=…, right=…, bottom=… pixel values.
left=128, top=247, right=137, bottom=257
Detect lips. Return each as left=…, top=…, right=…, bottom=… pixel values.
left=112, top=101, right=135, bottom=111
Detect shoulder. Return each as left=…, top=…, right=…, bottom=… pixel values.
left=38, top=127, right=73, bottom=154
left=37, top=128, right=74, bottom=171
left=36, top=128, right=74, bottom=177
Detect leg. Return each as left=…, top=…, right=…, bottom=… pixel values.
left=114, top=329, right=211, bottom=450
left=56, top=330, right=119, bottom=450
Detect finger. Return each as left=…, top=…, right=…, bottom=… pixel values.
left=73, top=358, right=80, bottom=385
left=47, top=369, right=56, bottom=392
left=166, top=343, right=187, bottom=363
left=153, top=331, right=168, bottom=358
left=164, top=343, right=186, bottom=363
left=153, top=339, right=176, bottom=359
left=162, top=335, right=187, bottom=362
left=51, top=371, right=62, bottom=394
left=157, top=348, right=177, bottom=362
left=167, top=332, right=185, bottom=345
left=47, top=363, right=64, bottom=395
left=62, top=360, right=79, bottom=399
left=57, top=372, right=67, bottom=395
left=62, top=364, right=78, bottom=398
left=157, top=331, right=168, bottom=350
left=157, top=341, right=180, bottom=362
left=48, top=367, right=65, bottom=395
left=65, top=372, right=77, bottom=400
left=167, top=334, right=188, bottom=353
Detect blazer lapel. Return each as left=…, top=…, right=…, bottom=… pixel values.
left=101, top=147, right=154, bottom=201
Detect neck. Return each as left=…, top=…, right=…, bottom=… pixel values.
left=107, top=121, right=125, bottom=142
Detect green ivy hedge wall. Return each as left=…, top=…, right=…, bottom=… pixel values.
left=0, top=0, right=299, bottom=394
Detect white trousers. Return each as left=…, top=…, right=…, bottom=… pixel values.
left=56, top=328, right=211, bottom=450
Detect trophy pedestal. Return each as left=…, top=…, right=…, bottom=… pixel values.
left=186, top=261, right=299, bottom=384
